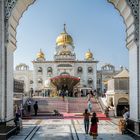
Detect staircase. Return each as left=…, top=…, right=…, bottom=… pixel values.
left=25, top=97, right=102, bottom=114
left=33, top=97, right=68, bottom=113
left=68, top=97, right=102, bottom=113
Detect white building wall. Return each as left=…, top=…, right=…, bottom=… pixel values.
left=129, top=42, right=139, bottom=121
left=14, top=70, right=33, bottom=93
left=33, top=64, right=37, bottom=90
left=75, top=62, right=97, bottom=89
left=18, top=61, right=97, bottom=93
left=74, top=63, right=85, bottom=85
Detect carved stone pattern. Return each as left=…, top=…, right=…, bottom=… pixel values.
left=127, top=0, right=139, bottom=42
left=5, top=0, right=18, bottom=20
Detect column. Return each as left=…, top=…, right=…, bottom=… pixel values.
left=0, top=0, right=6, bottom=122
left=6, top=43, right=14, bottom=121
left=129, top=40, right=140, bottom=134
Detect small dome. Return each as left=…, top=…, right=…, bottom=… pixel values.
left=85, top=50, right=93, bottom=60
left=36, top=49, right=45, bottom=60
left=56, top=24, right=73, bottom=47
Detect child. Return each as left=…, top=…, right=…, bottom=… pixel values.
left=83, top=109, right=90, bottom=134
left=90, top=112, right=99, bottom=139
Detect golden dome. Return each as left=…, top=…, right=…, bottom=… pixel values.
left=36, top=49, right=45, bottom=59
left=56, top=24, right=73, bottom=47
left=85, top=50, right=93, bottom=60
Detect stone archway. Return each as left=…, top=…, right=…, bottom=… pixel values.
left=0, top=0, right=139, bottom=134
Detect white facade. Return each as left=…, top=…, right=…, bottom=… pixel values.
left=14, top=63, right=33, bottom=95
left=14, top=26, right=98, bottom=94
left=106, top=69, right=129, bottom=116
left=32, top=61, right=97, bottom=92
left=0, top=0, right=139, bottom=135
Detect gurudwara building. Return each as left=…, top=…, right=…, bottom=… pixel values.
left=14, top=25, right=98, bottom=96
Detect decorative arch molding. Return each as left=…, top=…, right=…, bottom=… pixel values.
left=1, top=0, right=140, bottom=134
left=5, top=0, right=35, bottom=50
left=5, top=0, right=139, bottom=50
left=108, top=0, right=139, bottom=45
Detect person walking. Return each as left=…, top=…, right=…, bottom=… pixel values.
left=33, top=101, right=38, bottom=116
left=27, top=100, right=32, bottom=114
left=83, top=109, right=90, bottom=134
left=122, top=108, right=129, bottom=133
left=87, top=99, right=92, bottom=113
left=14, top=112, right=20, bottom=134
left=89, top=112, right=99, bottom=139
left=61, top=90, right=65, bottom=101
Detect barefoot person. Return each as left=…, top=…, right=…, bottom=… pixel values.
left=90, top=112, right=99, bottom=139
left=83, top=109, right=90, bottom=134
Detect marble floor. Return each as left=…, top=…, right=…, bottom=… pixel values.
left=9, top=119, right=135, bottom=140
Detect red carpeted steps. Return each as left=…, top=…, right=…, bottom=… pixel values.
left=68, top=97, right=102, bottom=113
left=33, top=97, right=68, bottom=113
left=29, top=97, right=102, bottom=114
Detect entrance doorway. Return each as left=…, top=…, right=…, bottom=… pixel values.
left=50, top=75, right=80, bottom=96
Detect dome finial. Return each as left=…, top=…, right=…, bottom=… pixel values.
left=36, top=49, right=45, bottom=60
left=56, top=24, right=73, bottom=47
left=64, top=23, right=67, bottom=33
left=85, top=49, right=93, bottom=60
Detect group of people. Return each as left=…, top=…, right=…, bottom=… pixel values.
left=14, top=100, right=39, bottom=132
left=119, top=107, right=130, bottom=134
left=26, top=100, right=39, bottom=116
left=82, top=91, right=99, bottom=139
left=83, top=109, right=99, bottom=139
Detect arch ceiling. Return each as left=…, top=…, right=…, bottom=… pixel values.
left=5, top=0, right=138, bottom=51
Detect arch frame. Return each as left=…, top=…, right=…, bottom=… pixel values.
left=0, top=0, right=139, bottom=135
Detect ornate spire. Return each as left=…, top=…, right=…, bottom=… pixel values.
left=40, top=48, right=42, bottom=53
left=63, top=23, right=67, bottom=33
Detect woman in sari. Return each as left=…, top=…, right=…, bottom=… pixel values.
left=90, top=112, right=99, bottom=139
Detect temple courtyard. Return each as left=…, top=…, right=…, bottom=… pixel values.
left=9, top=118, right=135, bottom=140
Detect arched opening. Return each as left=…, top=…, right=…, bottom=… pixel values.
left=0, top=0, right=139, bottom=135
left=117, top=98, right=129, bottom=116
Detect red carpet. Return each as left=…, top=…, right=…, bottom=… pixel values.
left=62, top=113, right=111, bottom=120
left=23, top=113, right=111, bottom=120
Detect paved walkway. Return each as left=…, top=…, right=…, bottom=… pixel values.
left=9, top=119, right=134, bottom=140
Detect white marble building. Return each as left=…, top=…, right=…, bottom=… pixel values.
left=0, top=0, right=139, bottom=135
left=14, top=63, right=33, bottom=95
left=106, top=69, right=129, bottom=116
left=14, top=25, right=98, bottom=96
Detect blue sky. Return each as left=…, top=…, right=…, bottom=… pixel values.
left=14, top=0, right=128, bottom=70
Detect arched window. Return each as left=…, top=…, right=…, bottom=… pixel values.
left=88, top=78, right=93, bottom=84
left=38, top=78, right=43, bottom=84
left=77, top=67, right=83, bottom=73
left=88, top=67, right=93, bottom=73
left=30, top=80, right=33, bottom=84
left=47, top=67, right=53, bottom=74
left=97, top=79, right=100, bottom=84
left=38, top=67, right=43, bottom=73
